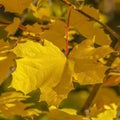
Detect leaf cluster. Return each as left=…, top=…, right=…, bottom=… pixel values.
left=0, top=0, right=120, bottom=119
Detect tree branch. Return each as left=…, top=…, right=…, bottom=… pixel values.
left=61, top=0, right=120, bottom=115
left=61, top=0, right=120, bottom=42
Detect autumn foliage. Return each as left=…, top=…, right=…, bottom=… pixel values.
left=0, top=0, right=120, bottom=119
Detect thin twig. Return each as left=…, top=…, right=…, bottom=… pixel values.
left=65, top=7, right=73, bottom=58
left=61, top=0, right=120, bottom=41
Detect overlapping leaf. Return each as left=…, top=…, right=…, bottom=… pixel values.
left=30, top=2, right=50, bottom=19
left=0, top=0, right=32, bottom=13
left=10, top=37, right=113, bottom=106
left=91, top=103, right=117, bottom=120
left=99, top=53, right=120, bottom=86
left=0, top=91, right=41, bottom=117
left=25, top=23, right=43, bottom=34
left=0, top=40, right=15, bottom=84
left=69, top=38, right=113, bottom=84
left=47, top=109, right=83, bottom=120
left=5, top=18, right=20, bottom=35
left=70, top=7, right=111, bottom=45
left=93, top=88, right=120, bottom=107
left=11, top=39, right=73, bottom=105
left=41, top=19, right=66, bottom=50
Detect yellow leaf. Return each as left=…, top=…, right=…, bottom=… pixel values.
left=91, top=103, right=117, bottom=120
left=11, top=39, right=73, bottom=105
left=41, top=19, right=66, bottom=50
left=11, top=37, right=113, bottom=105
left=69, top=38, right=113, bottom=84
left=93, top=87, right=120, bottom=108
left=25, top=23, right=43, bottom=34
left=47, top=109, right=83, bottom=120
left=53, top=59, right=74, bottom=105
left=30, top=3, right=50, bottom=19
left=0, top=0, right=32, bottom=13
left=5, top=18, right=20, bottom=35
left=70, top=7, right=111, bottom=45
left=80, top=5, right=99, bottom=20
left=0, top=40, right=15, bottom=84
left=0, top=91, right=40, bottom=117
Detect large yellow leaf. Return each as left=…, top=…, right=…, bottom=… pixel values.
left=11, top=37, right=113, bottom=105
left=0, top=40, right=15, bottom=84
left=69, top=38, right=113, bottom=84
left=0, top=0, right=32, bottom=13
left=11, top=39, right=73, bottom=105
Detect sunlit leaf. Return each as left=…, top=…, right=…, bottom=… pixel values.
left=0, top=26, right=8, bottom=39
left=0, top=75, right=13, bottom=94
left=0, top=40, right=15, bottom=84
left=0, top=0, right=32, bottom=13
left=11, top=38, right=73, bottom=105
left=47, top=109, right=83, bottom=120
left=91, top=103, right=117, bottom=120
left=0, top=91, right=32, bottom=117
left=70, top=8, right=111, bottom=45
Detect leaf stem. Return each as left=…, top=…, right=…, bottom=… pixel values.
left=65, top=6, right=73, bottom=58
